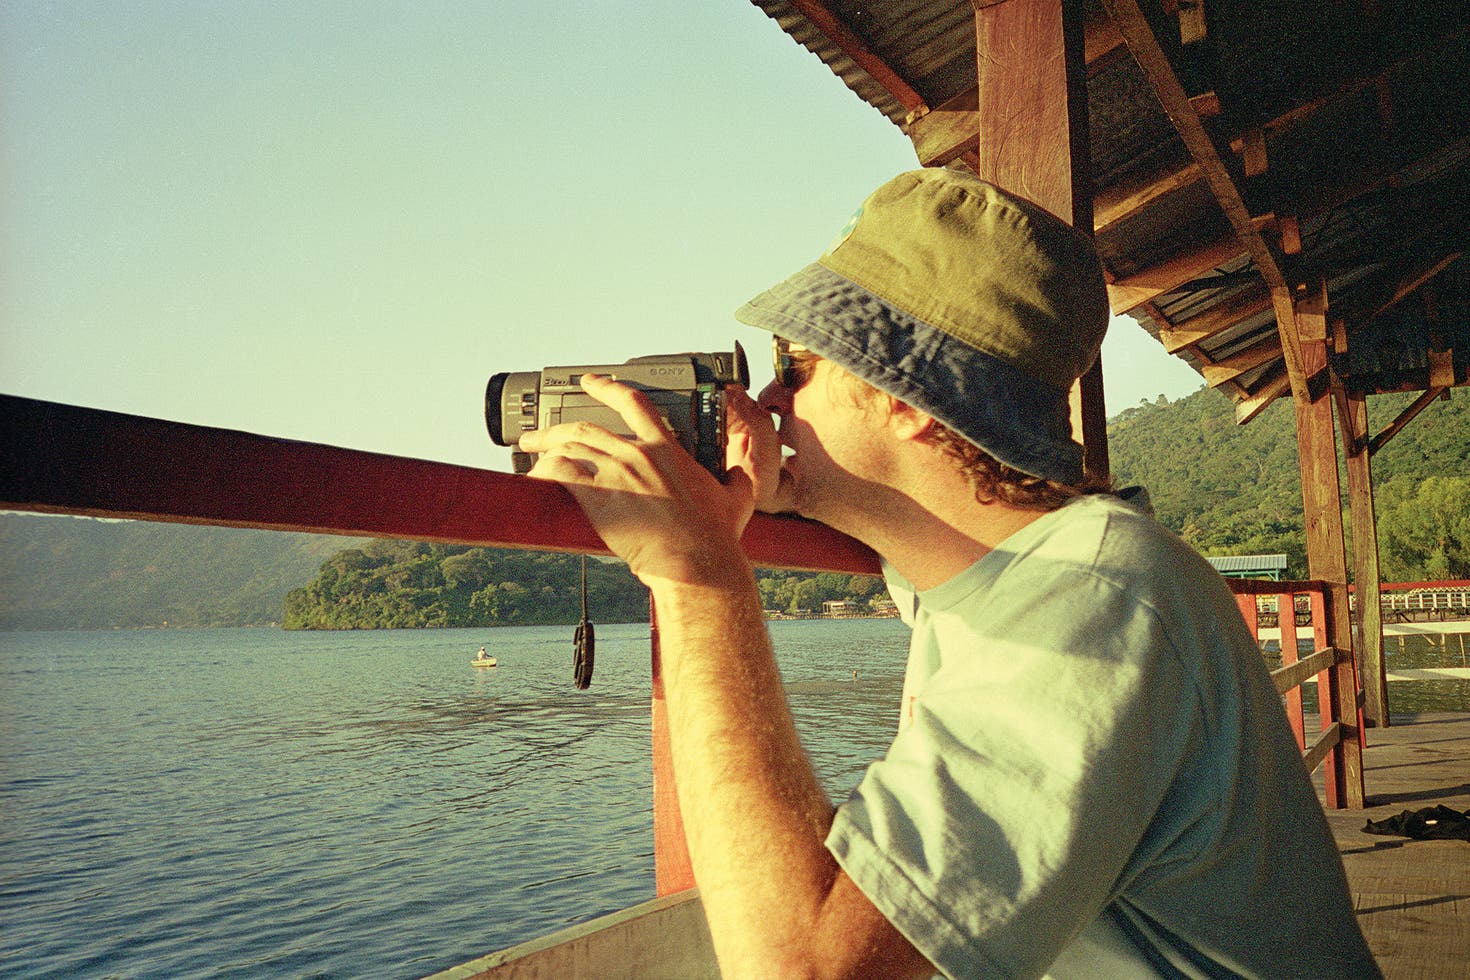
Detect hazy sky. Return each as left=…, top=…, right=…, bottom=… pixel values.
left=2, top=2, right=1203, bottom=471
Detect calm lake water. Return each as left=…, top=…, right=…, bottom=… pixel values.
left=0, top=620, right=909, bottom=978
left=2, top=621, right=1464, bottom=978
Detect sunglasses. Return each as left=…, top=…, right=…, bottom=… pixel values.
left=772, top=336, right=818, bottom=390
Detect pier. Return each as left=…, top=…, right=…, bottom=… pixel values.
left=1317, top=713, right=1470, bottom=977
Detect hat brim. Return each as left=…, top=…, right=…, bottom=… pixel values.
left=735, top=262, right=1084, bottom=485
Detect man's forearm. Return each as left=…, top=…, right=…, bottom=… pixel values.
left=650, top=562, right=841, bottom=971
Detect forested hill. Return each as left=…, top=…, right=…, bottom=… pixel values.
left=1108, top=385, right=1470, bottom=579
left=0, top=515, right=363, bottom=630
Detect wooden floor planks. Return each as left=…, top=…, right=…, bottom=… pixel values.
left=1318, top=712, right=1470, bottom=978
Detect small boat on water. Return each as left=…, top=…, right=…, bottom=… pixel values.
left=472, top=647, right=497, bottom=668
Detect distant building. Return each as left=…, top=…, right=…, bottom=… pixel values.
left=1206, top=554, right=1288, bottom=581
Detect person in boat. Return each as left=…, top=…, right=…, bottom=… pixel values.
left=477, top=645, right=488, bottom=660
left=520, top=170, right=1378, bottom=978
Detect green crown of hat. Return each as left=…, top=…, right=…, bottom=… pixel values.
left=735, top=168, right=1110, bottom=484
left=819, top=169, right=1107, bottom=392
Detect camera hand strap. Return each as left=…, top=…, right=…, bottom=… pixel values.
left=573, top=554, right=595, bottom=689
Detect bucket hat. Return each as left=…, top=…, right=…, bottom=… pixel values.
left=735, top=168, right=1109, bottom=485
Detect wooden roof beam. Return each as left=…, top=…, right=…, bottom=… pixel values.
left=1234, top=364, right=1292, bottom=425
left=906, top=12, right=1125, bottom=168
left=1259, top=131, right=1470, bottom=227
left=1159, top=284, right=1272, bottom=353
left=1368, top=386, right=1450, bottom=456
left=1228, top=23, right=1470, bottom=160
left=1355, top=250, right=1465, bottom=327
left=1094, top=157, right=1203, bottom=235
left=1202, top=333, right=1283, bottom=387
left=1094, top=44, right=1463, bottom=236
left=1101, top=0, right=1308, bottom=401
left=921, top=22, right=1469, bottom=232
left=1107, top=230, right=1244, bottom=315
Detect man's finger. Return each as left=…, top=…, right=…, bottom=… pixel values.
left=525, top=446, right=601, bottom=482
left=519, top=419, right=625, bottom=457
left=577, top=374, right=673, bottom=444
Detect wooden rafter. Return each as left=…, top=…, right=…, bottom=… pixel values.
left=1101, top=0, right=1308, bottom=424
left=1368, top=386, right=1450, bottom=457
left=774, top=0, right=1465, bottom=426
left=1269, top=134, right=1470, bottom=231
left=1093, top=29, right=1466, bottom=236
left=1355, top=250, right=1465, bottom=327
left=1230, top=25, right=1470, bottom=168
left=1159, top=285, right=1272, bottom=353
left=1094, top=157, right=1202, bottom=236
left=1107, top=230, right=1244, bottom=315
left=1202, top=332, right=1283, bottom=388
left=1234, top=364, right=1292, bottom=425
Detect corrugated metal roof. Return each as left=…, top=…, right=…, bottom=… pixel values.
left=746, top=0, right=1470, bottom=418
left=1207, top=555, right=1289, bottom=573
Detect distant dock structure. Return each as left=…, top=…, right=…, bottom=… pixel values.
left=1208, top=554, right=1289, bottom=581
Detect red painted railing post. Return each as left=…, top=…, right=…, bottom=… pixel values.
left=1234, top=593, right=1259, bottom=636
left=1277, top=590, right=1306, bottom=750
left=650, top=597, right=694, bottom=896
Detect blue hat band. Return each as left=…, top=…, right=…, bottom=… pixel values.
left=736, top=262, right=1083, bottom=485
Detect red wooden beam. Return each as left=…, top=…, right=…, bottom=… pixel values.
left=0, top=394, right=880, bottom=575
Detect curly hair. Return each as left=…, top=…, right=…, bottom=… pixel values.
left=821, top=356, right=1113, bottom=510
left=926, top=420, right=1114, bottom=511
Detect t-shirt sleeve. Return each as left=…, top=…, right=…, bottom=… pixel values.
left=826, top=567, right=1203, bottom=979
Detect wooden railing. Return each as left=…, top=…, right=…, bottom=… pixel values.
left=0, top=395, right=877, bottom=573
left=1229, top=578, right=1366, bottom=808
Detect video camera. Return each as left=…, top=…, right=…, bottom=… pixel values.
left=486, top=343, right=750, bottom=477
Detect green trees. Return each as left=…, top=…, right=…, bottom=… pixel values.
left=755, top=570, right=885, bottom=615
left=1375, top=476, right=1470, bottom=582
left=283, top=543, right=651, bottom=629
left=1110, top=386, right=1469, bottom=581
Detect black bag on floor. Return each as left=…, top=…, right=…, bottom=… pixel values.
left=1362, top=804, right=1470, bottom=842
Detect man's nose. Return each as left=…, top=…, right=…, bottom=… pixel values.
left=757, top=378, right=791, bottom=415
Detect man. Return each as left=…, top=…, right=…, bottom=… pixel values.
left=520, top=169, right=1378, bottom=978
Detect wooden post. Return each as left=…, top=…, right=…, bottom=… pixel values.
left=972, top=0, right=1108, bottom=479
left=1283, top=282, right=1366, bottom=808
left=1344, top=388, right=1390, bottom=727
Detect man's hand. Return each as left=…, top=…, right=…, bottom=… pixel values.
left=518, top=374, right=757, bottom=589
left=722, top=383, right=795, bottom=515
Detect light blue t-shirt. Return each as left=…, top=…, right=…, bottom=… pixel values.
left=825, top=495, right=1378, bottom=979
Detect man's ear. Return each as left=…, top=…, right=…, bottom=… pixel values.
left=885, top=396, right=935, bottom=441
